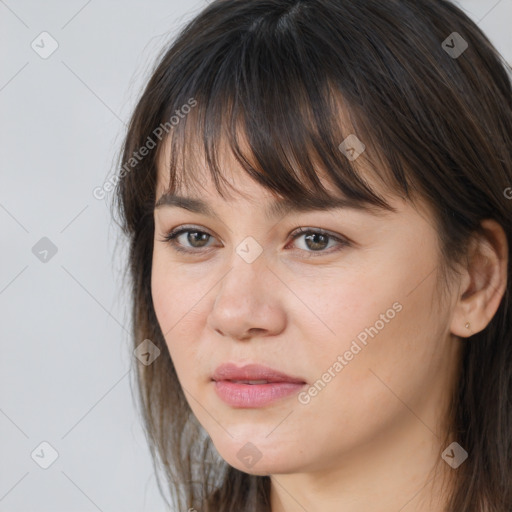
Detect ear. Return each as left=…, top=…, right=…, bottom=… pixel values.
left=450, top=219, right=508, bottom=338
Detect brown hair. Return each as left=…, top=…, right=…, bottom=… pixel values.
left=112, top=0, right=512, bottom=510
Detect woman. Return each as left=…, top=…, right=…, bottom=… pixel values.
left=113, top=0, right=512, bottom=510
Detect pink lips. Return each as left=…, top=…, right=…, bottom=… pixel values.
left=212, top=363, right=307, bottom=408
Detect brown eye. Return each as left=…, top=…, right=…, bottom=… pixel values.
left=289, top=228, right=349, bottom=256
left=159, top=225, right=349, bottom=257
left=303, top=232, right=329, bottom=251
left=161, top=226, right=216, bottom=254
left=181, top=231, right=211, bottom=248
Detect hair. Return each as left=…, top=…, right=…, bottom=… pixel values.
left=112, top=0, right=512, bottom=510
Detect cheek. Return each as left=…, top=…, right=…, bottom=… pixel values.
left=292, top=248, right=446, bottom=412
left=150, top=247, right=204, bottom=329
left=302, top=275, right=448, bottom=441
left=277, top=260, right=406, bottom=363
left=150, top=250, right=213, bottom=382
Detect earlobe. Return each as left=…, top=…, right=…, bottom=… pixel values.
left=463, top=321, right=473, bottom=337
left=450, top=219, right=508, bottom=338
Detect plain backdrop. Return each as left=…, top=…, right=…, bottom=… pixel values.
left=1, top=1, right=511, bottom=511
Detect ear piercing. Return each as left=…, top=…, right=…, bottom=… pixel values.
left=465, top=322, right=471, bottom=330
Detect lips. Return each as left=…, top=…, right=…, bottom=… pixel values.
left=212, top=363, right=306, bottom=384
left=211, top=363, right=307, bottom=408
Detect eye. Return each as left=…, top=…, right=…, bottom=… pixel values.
left=158, top=225, right=216, bottom=254
left=287, top=227, right=349, bottom=256
left=158, top=225, right=349, bottom=256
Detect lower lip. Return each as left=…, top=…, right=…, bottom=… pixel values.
left=213, top=380, right=306, bottom=408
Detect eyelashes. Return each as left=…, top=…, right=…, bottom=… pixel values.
left=158, top=225, right=350, bottom=257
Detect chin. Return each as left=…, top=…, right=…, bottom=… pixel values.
left=211, top=436, right=307, bottom=476
left=226, top=456, right=298, bottom=476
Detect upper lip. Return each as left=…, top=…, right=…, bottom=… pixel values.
left=212, top=363, right=306, bottom=384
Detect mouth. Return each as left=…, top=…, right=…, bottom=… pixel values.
left=228, top=380, right=274, bottom=385
left=211, top=363, right=307, bottom=408
left=212, top=362, right=306, bottom=384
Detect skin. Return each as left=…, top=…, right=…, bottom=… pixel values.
left=151, top=135, right=508, bottom=512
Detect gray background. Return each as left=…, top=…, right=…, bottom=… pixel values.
left=1, top=1, right=510, bottom=511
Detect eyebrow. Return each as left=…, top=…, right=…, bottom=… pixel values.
left=154, top=193, right=391, bottom=220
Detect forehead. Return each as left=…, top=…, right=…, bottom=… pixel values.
left=156, top=134, right=248, bottom=192
left=154, top=141, right=411, bottom=225
left=153, top=87, right=403, bottom=209
left=155, top=128, right=395, bottom=206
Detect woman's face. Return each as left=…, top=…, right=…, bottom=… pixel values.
left=151, top=138, right=462, bottom=476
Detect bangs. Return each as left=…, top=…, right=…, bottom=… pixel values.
left=152, top=7, right=411, bottom=213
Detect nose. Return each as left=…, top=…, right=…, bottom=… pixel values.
left=206, top=251, right=287, bottom=341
